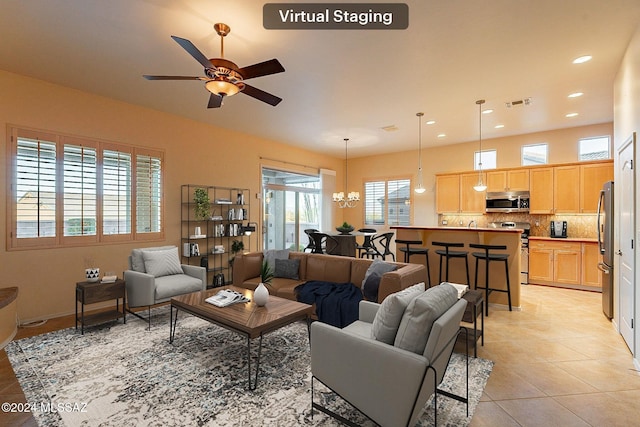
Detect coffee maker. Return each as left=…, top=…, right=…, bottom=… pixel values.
left=550, top=220, right=567, bottom=238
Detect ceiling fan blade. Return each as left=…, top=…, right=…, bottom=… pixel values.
left=207, top=93, right=223, bottom=108
left=238, top=59, right=285, bottom=80
left=171, top=35, right=213, bottom=70
left=143, top=75, right=204, bottom=80
left=241, top=84, right=282, bottom=106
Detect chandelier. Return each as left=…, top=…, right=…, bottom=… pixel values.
left=333, top=138, right=360, bottom=208
left=473, top=99, right=488, bottom=192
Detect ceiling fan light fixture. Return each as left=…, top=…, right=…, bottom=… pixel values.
left=205, top=79, right=241, bottom=97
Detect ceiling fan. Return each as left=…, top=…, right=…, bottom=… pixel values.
left=143, top=23, right=285, bottom=108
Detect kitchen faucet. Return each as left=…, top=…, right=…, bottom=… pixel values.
left=468, top=220, right=477, bottom=228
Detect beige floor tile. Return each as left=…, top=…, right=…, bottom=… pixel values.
left=554, top=389, right=640, bottom=427
left=496, top=397, right=591, bottom=427
left=469, top=401, right=520, bottom=427
left=512, top=362, right=598, bottom=395
left=482, top=363, right=546, bottom=400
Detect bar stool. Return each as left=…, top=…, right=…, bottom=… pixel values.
left=395, top=239, right=431, bottom=287
left=432, top=241, right=470, bottom=286
left=469, top=243, right=511, bottom=316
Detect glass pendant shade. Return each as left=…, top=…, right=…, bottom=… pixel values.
left=474, top=99, right=487, bottom=192
left=415, top=112, right=426, bottom=194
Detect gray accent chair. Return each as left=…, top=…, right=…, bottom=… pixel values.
left=124, top=246, right=206, bottom=328
left=310, top=296, right=468, bottom=427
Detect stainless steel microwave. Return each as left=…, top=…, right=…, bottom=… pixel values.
left=485, top=191, right=530, bottom=213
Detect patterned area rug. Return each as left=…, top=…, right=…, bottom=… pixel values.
left=6, top=306, right=493, bottom=426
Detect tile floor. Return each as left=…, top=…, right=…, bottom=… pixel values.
left=0, top=284, right=638, bottom=426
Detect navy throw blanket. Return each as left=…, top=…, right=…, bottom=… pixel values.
left=295, top=281, right=363, bottom=328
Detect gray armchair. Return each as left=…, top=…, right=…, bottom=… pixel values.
left=124, top=246, right=206, bottom=328
left=310, top=285, right=467, bottom=427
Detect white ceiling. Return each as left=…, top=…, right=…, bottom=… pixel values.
left=1, top=0, right=639, bottom=157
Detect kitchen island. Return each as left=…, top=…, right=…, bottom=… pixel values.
left=391, top=226, right=522, bottom=310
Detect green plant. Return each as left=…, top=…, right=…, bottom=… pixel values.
left=231, top=239, right=245, bottom=255
left=261, top=261, right=274, bottom=287
left=193, top=188, right=210, bottom=220
left=341, top=221, right=351, bottom=228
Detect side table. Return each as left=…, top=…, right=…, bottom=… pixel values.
left=76, top=279, right=126, bottom=334
left=461, top=289, right=484, bottom=357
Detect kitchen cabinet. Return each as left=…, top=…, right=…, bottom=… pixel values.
left=529, top=167, right=554, bottom=214
left=529, top=240, right=581, bottom=286
left=460, top=172, right=486, bottom=213
left=582, top=242, right=602, bottom=288
left=580, top=163, right=614, bottom=213
left=553, top=165, right=580, bottom=213
left=486, top=169, right=530, bottom=192
left=436, top=174, right=460, bottom=213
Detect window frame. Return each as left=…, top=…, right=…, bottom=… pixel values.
left=363, top=176, right=412, bottom=227
left=521, top=143, right=549, bottom=166
left=578, top=136, right=611, bottom=161
left=7, top=126, right=165, bottom=250
left=474, top=149, right=497, bottom=170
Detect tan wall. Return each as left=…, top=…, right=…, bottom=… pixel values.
left=0, top=70, right=343, bottom=322
left=344, top=123, right=613, bottom=228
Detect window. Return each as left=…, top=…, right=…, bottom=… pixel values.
left=364, top=178, right=411, bottom=226
left=474, top=150, right=496, bottom=170
left=8, top=127, right=164, bottom=249
left=522, top=143, right=548, bottom=165
left=579, top=136, right=610, bottom=161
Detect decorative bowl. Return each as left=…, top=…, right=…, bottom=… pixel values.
left=336, top=226, right=354, bottom=235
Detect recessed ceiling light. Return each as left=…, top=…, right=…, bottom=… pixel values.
left=426, top=120, right=436, bottom=125
left=573, top=55, right=592, bottom=64
left=568, top=92, right=584, bottom=98
left=381, top=125, right=398, bottom=132
left=437, top=133, right=446, bottom=138
left=482, top=109, right=494, bottom=114
left=494, top=124, right=505, bottom=129
left=566, top=112, right=579, bottom=118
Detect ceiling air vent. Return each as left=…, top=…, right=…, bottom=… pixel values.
left=505, top=97, right=532, bottom=108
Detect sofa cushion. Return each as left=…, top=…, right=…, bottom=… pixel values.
left=393, top=283, right=458, bottom=354
left=306, top=254, right=352, bottom=283
left=274, top=258, right=300, bottom=279
left=242, top=253, right=263, bottom=281
left=131, top=245, right=175, bottom=272
left=142, top=247, right=183, bottom=277
left=370, top=282, right=425, bottom=345
left=362, top=259, right=397, bottom=301
left=154, top=274, right=204, bottom=301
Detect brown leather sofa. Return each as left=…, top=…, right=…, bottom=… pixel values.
left=232, top=251, right=427, bottom=303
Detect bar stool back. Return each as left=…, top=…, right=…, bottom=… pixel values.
left=432, top=241, right=470, bottom=285
left=395, top=239, right=431, bottom=287
left=469, top=243, right=511, bottom=316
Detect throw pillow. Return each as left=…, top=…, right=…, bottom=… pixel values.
left=393, top=283, right=458, bottom=354
left=142, top=247, right=183, bottom=278
left=362, top=271, right=382, bottom=301
left=370, top=282, right=426, bottom=345
left=263, top=249, right=290, bottom=270
left=131, top=245, right=175, bottom=273
left=361, top=259, right=397, bottom=298
left=274, top=258, right=300, bottom=279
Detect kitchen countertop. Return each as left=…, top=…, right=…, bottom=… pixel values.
left=391, top=226, right=523, bottom=233
left=529, top=236, right=598, bottom=243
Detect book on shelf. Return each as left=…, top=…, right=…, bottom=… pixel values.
left=189, top=234, right=207, bottom=239
left=205, top=289, right=250, bottom=307
left=215, top=198, right=232, bottom=204
left=183, top=242, right=200, bottom=257
left=442, top=282, right=469, bottom=298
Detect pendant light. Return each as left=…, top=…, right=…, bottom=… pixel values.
left=332, top=138, right=360, bottom=208
left=415, top=112, right=426, bottom=194
left=473, top=99, right=488, bottom=192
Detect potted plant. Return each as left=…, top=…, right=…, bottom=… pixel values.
left=229, top=239, right=244, bottom=266
left=193, top=188, right=210, bottom=220
left=336, top=221, right=355, bottom=235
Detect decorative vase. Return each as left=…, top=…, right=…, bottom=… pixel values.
left=85, top=268, right=100, bottom=283
left=254, top=283, right=269, bottom=307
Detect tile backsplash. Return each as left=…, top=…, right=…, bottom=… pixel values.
left=439, top=213, right=598, bottom=239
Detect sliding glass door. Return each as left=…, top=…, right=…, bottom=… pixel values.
left=262, top=168, right=320, bottom=251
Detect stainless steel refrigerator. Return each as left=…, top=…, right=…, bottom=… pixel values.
left=597, top=181, right=614, bottom=319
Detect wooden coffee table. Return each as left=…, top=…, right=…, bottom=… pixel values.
left=170, top=285, right=312, bottom=390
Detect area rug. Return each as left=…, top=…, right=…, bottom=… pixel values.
left=6, top=306, right=493, bottom=426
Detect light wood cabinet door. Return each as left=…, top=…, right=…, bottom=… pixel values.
left=460, top=173, right=486, bottom=213
left=582, top=242, right=602, bottom=288
left=530, top=168, right=554, bottom=213
left=507, top=169, right=530, bottom=191
left=436, top=174, right=460, bottom=213
left=553, top=165, right=580, bottom=213
left=486, top=171, right=507, bottom=192
left=529, top=242, right=554, bottom=282
left=580, top=162, right=613, bottom=213
left=554, top=246, right=581, bottom=285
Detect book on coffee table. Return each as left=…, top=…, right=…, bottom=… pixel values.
left=205, top=289, right=250, bottom=307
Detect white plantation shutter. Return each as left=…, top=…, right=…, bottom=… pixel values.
left=15, top=136, right=57, bottom=239
left=103, top=149, right=132, bottom=235
left=364, top=178, right=411, bottom=226
left=63, top=143, right=97, bottom=236
left=364, top=181, right=385, bottom=225
left=136, top=152, right=162, bottom=233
